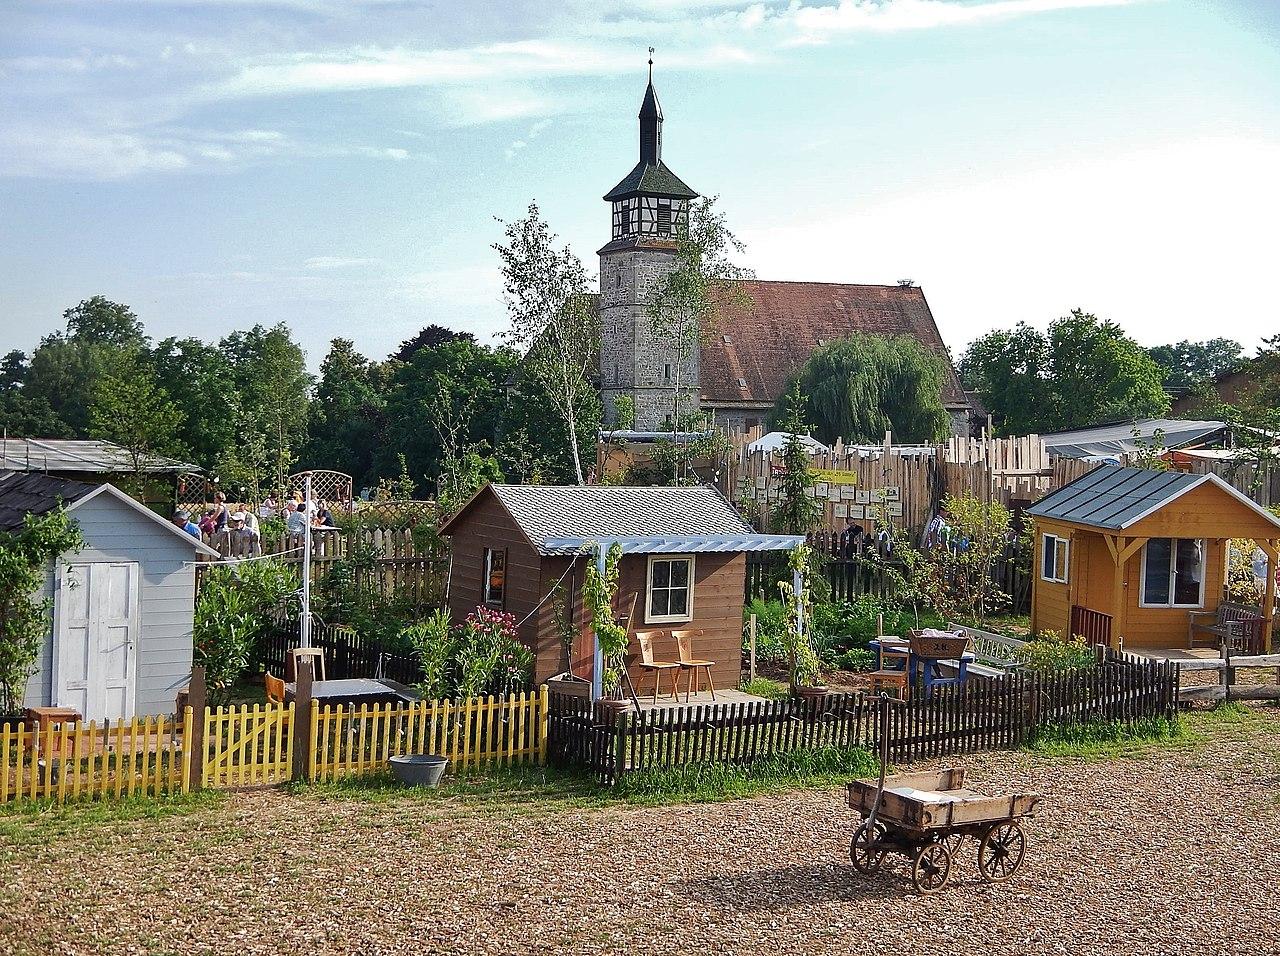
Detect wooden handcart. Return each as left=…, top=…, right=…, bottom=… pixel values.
left=846, top=696, right=1041, bottom=893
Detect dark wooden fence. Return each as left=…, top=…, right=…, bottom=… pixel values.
left=548, top=654, right=1178, bottom=784
left=254, top=619, right=424, bottom=685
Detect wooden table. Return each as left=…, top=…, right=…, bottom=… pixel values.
left=284, top=678, right=422, bottom=709
left=868, top=637, right=976, bottom=684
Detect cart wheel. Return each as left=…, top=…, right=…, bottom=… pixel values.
left=911, top=841, right=952, bottom=894
left=849, top=821, right=887, bottom=875
left=943, top=832, right=966, bottom=858
left=978, top=821, right=1026, bottom=883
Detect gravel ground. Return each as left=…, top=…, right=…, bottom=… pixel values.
left=2, top=709, right=1278, bottom=956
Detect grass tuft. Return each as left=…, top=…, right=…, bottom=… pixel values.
left=739, top=676, right=790, bottom=700
left=616, top=746, right=879, bottom=802
left=1025, top=716, right=1187, bottom=758
left=0, top=790, right=226, bottom=851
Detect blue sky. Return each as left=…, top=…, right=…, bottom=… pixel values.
left=2, top=0, right=1278, bottom=368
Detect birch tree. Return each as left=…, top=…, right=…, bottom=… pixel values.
left=494, top=202, right=598, bottom=485
left=648, top=196, right=754, bottom=443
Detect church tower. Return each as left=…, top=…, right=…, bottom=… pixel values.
left=599, top=62, right=700, bottom=430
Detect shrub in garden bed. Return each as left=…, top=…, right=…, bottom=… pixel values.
left=1015, top=630, right=1094, bottom=673
left=402, top=606, right=534, bottom=700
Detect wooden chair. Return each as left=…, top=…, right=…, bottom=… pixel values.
left=286, top=647, right=326, bottom=682
left=672, top=629, right=716, bottom=702
left=264, top=672, right=287, bottom=704
left=635, top=630, right=682, bottom=703
left=867, top=640, right=910, bottom=700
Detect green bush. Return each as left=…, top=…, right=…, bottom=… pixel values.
left=824, top=647, right=877, bottom=672
left=743, top=597, right=790, bottom=665
left=1016, top=630, right=1094, bottom=673
left=402, top=606, right=533, bottom=700
left=195, top=559, right=295, bottom=706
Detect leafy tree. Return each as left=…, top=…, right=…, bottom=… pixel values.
left=194, top=560, right=295, bottom=706
left=779, top=333, right=951, bottom=444
left=217, top=324, right=311, bottom=499
left=499, top=349, right=599, bottom=484
left=1146, top=338, right=1243, bottom=390
left=0, top=392, right=65, bottom=437
left=61, top=296, right=148, bottom=348
left=961, top=310, right=1168, bottom=433
left=88, top=351, right=184, bottom=499
left=378, top=337, right=517, bottom=490
left=393, top=324, right=475, bottom=362
left=494, top=201, right=598, bottom=485
left=150, top=336, right=240, bottom=472
left=648, top=196, right=754, bottom=438
left=770, top=384, right=822, bottom=535
left=301, top=338, right=387, bottom=488
left=0, top=508, right=84, bottom=714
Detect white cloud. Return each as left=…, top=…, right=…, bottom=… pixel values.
left=303, top=256, right=383, bottom=270
left=744, top=136, right=1280, bottom=350
left=0, top=127, right=189, bottom=179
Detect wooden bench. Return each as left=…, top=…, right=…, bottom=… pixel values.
left=949, top=625, right=1027, bottom=679
left=1189, top=602, right=1265, bottom=656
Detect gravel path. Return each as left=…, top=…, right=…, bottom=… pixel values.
left=2, top=710, right=1278, bottom=956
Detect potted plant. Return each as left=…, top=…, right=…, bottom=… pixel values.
left=586, top=543, right=631, bottom=720
left=780, top=544, right=828, bottom=700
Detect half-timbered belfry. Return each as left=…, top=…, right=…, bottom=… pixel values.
left=598, top=59, right=701, bottom=431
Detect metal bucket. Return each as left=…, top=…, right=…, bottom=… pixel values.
left=388, top=754, right=449, bottom=788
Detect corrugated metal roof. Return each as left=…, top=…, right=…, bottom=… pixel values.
left=0, top=470, right=98, bottom=533
left=1042, top=419, right=1228, bottom=459
left=541, top=533, right=804, bottom=556
left=1025, top=464, right=1207, bottom=530
left=479, top=484, right=755, bottom=555
left=0, top=438, right=199, bottom=474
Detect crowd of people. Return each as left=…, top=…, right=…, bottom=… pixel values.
left=171, top=489, right=344, bottom=555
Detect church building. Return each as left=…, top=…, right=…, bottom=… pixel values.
left=596, top=71, right=972, bottom=437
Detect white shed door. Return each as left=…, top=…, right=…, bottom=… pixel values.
left=55, top=563, right=139, bottom=722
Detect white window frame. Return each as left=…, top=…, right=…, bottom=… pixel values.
left=483, top=547, right=507, bottom=609
left=1139, top=537, right=1206, bottom=609
left=1041, top=533, right=1069, bottom=584
left=645, top=555, right=695, bottom=624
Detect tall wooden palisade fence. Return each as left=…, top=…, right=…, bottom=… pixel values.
left=548, top=657, right=1178, bottom=785
left=0, top=688, right=550, bottom=806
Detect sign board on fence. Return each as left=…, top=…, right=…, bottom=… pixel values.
left=870, top=488, right=887, bottom=503
left=887, top=502, right=904, bottom=517
left=813, top=468, right=858, bottom=485
left=833, top=503, right=847, bottom=518
left=840, top=485, right=858, bottom=501
left=814, top=481, right=829, bottom=498
left=847, top=504, right=865, bottom=519
left=885, top=486, right=901, bottom=502
left=855, top=489, right=870, bottom=504
left=755, top=476, right=767, bottom=490
left=826, top=485, right=841, bottom=501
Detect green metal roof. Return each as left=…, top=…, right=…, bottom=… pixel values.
left=603, top=160, right=698, bottom=201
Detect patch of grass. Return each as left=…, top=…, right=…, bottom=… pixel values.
left=0, top=789, right=226, bottom=852
left=616, top=746, right=879, bottom=803
left=1025, top=716, right=1188, bottom=759
left=740, top=676, right=790, bottom=700
left=293, top=746, right=880, bottom=814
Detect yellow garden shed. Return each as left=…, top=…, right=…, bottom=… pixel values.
left=1026, top=465, right=1280, bottom=653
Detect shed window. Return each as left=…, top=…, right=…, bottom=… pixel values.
left=646, top=555, right=694, bottom=624
left=1141, top=538, right=1204, bottom=608
left=1041, top=534, right=1069, bottom=584
left=483, top=548, right=507, bottom=608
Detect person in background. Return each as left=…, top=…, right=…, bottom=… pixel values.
left=172, top=510, right=200, bottom=538
left=285, top=500, right=307, bottom=534
left=314, top=502, right=336, bottom=529
left=259, top=495, right=278, bottom=519
left=198, top=508, right=218, bottom=537
left=212, top=491, right=230, bottom=531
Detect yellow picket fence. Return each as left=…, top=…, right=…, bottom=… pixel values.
left=0, top=711, right=193, bottom=805
left=308, top=687, right=549, bottom=782
left=0, top=687, right=550, bottom=805
left=203, top=703, right=295, bottom=789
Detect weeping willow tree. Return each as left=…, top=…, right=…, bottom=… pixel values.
left=774, top=333, right=951, bottom=445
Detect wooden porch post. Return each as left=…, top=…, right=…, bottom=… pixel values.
left=1105, top=535, right=1147, bottom=651
left=1262, top=539, right=1278, bottom=655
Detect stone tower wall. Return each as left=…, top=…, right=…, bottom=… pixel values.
left=599, top=245, right=701, bottom=430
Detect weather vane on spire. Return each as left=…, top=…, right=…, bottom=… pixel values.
left=648, top=47, right=654, bottom=83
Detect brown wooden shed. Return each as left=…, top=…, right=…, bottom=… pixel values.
left=1027, top=465, right=1280, bottom=652
left=438, top=483, right=801, bottom=696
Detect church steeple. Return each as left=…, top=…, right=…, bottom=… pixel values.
left=603, top=54, right=698, bottom=241
left=639, top=50, right=662, bottom=165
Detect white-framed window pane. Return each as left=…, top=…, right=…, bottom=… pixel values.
left=1143, top=538, right=1172, bottom=605
left=1173, top=539, right=1202, bottom=605
left=1042, top=536, right=1055, bottom=579
left=650, top=589, right=670, bottom=617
